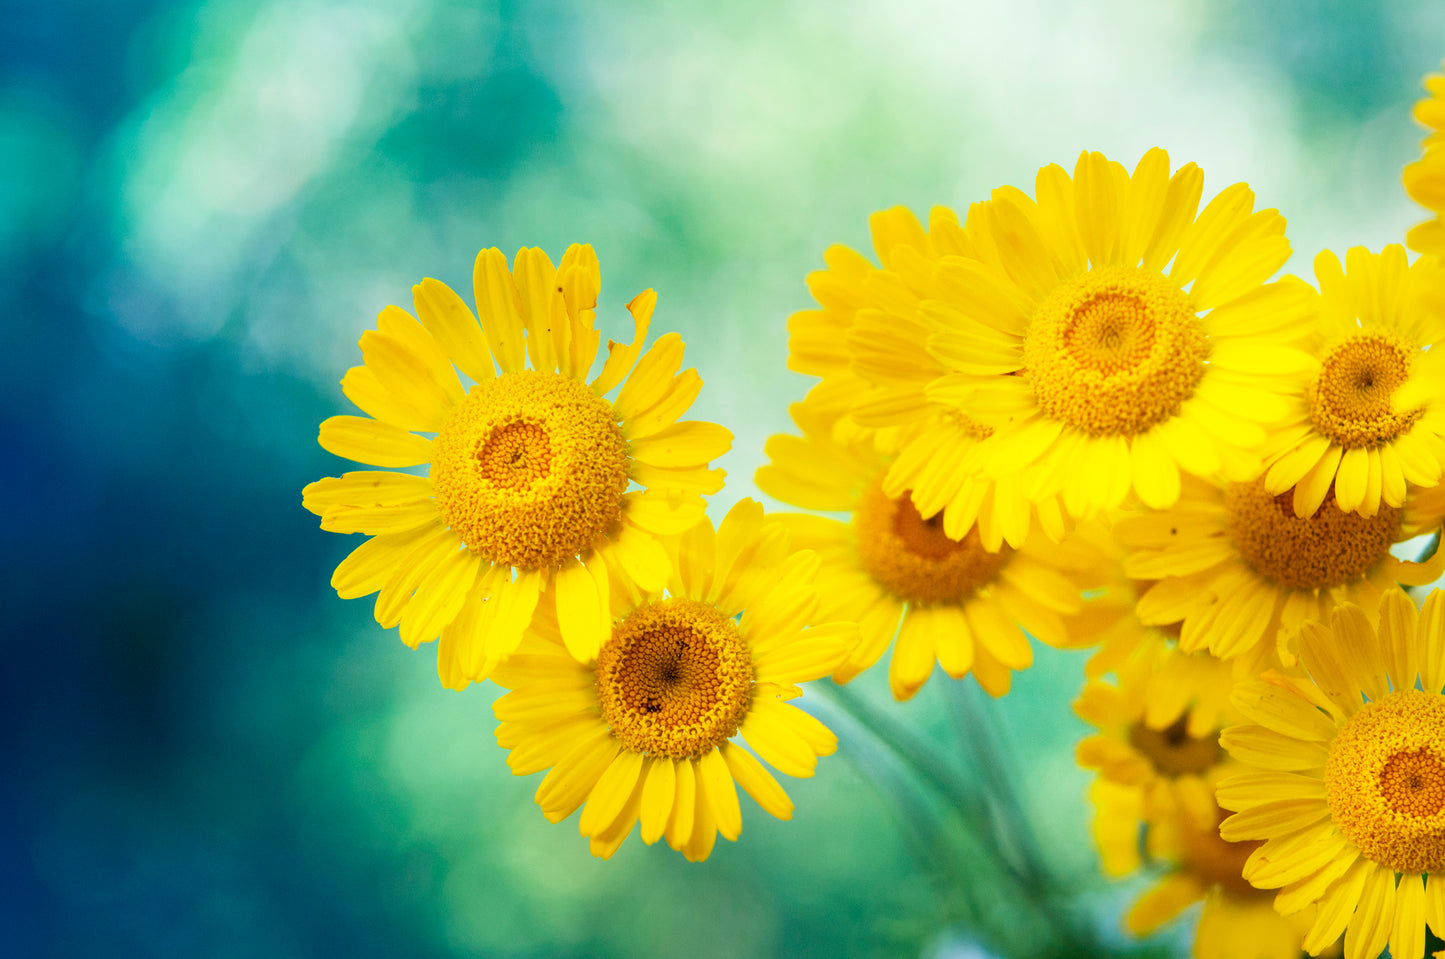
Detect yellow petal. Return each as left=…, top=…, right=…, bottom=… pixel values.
left=607, top=523, right=670, bottom=592
left=330, top=521, right=444, bottom=599
left=318, top=415, right=432, bottom=468
left=638, top=756, right=676, bottom=845
left=554, top=556, right=610, bottom=663
left=1423, top=589, right=1445, bottom=693
left=1335, top=447, right=1371, bottom=514
left=359, top=326, right=458, bottom=417
left=682, top=758, right=718, bottom=862
left=1425, top=871, right=1445, bottom=939
left=1124, top=873, right=1204, bottom=935
left=623, top=490, right=706, bottom=536
left=373, top=526, right=459, bottom=628
left=1231, top=679, right=1337, bottom=741
left=1391, top=872, right=1426, bottom=959
left=753, top=622, right=855, bottom=685
left=533, top=726, right=619, bottom=822
left=399, top=546, right=483, bottom=648
left=1220, top=798, right=1331, bottom=842
left=302, top=471, right=432, bottom=516
left=739, top=697, right=819, bottom=777
left=664, top=753, right=696, bottom=850
left=721, top=741, right=793, bottom=820
left=511, top=247, right=563, bottom=374
left=471, top=248, right=527, bottom=374
left=1221, top=724, right=1330, bottom=771
left=629, top=421, right=733, bottom=468
left=340, top=364, right=441, bottom=432
left=591, top=288, right=654, bottom=394
left=1303, top=857, right=1369, bottom=954
left=1216, top=770, right=1326, bottom=810
left=1345, top=862, right=1395, bottom=959
left=697, top=747, right=742, bottom=842
left=411, top=277, right=494, bottom=383
left=889, top=608, right=938, bottom=701
left=613, top=332, right=685, bottom=421
left=578, top=749, right=645, bottom=837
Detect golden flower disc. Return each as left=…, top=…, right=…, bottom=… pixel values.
left=1128, top=716, right=1221, bottom=776
left=1023, top=266, right=1207, bottom=436
left=595, top=598, right=754, bottom=759
left=853, top=481, right=1010, bottom=604
left=431, top=370, right=630, bottom=570
left=1308, top=333, right=1424, bottom=448
left=1326, top=690, right=1445, bottom=873
left=1223, top=479, right=1400, bottom=590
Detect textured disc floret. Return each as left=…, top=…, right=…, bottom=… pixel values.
left=1224, top=478, right=1401, bottom=590
left=1023, top=266, right=1207, bottom=437
left=1308, top=332, right=1423, bottom=448
left=431, top=370, right=630, bottom=570
left=595, top=598, right=754, bottom=759
left=1325, top=690, right=1445, bottom=874
left=853, top=481, right=1011, bottom=604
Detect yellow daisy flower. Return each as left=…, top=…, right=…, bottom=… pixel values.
left=787, top=207, right=1070, bottom=548
left=1116, top=474, right=1445, bottom=666
left=1262, top=246, right=1445, bottom=518
left=303, top=245, right=730, bottom=688
left=1217, top=587, right=1445, bottom=959
left=1076, top=635, right=1238, bottom=832
left=490, top=499, right=855, bottom=861
left=757, top=387, right=1102, bottom=700
left=846, top=148, right=1317, bottom=523
left=1079, top=637, right=1325, bottom=958
left=1405, top=63, right=1445, bottom=255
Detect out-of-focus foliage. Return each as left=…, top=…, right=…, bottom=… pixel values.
left=2, top=0, right=1442, bottom=956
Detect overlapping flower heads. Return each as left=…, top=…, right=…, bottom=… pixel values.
left=299, top=62, right=1445, bottom=956
left=1077, top=633, right=1317, bottom=959
left=838, top=149, right=1317, bottom=528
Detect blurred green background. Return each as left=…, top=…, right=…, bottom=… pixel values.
left=4, top=1, right=1443, bottom=955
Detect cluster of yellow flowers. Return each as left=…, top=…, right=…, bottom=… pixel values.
left=303, top=66, right=1445, bottom=959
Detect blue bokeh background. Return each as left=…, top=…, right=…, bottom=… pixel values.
left=4, top=1, right=1443, bottom=955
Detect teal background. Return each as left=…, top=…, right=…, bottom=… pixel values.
left=3, top=1, right=1443, bottom=955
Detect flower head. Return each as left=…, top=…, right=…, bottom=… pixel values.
left=1405, top=63, right=1445, bottom=254
left=786, top=208, right=1071, bottom=549
left=757, top=386, right=1104, bottom=700
left=303, top=245, right=731, bottom=688
left=491, top=500, right=854, bottom=860
left=1261, top=246, right=1445, bottom=518
left=1217, top=588, right=1445, bottom=958
left=1116, top=474, right=1445, bottom=665
left=1078, top=635, right=1321, bottom=958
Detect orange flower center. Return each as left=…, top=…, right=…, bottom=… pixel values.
left=430, top=371, right=630, bottom=570
left=595, top=598, right=753, bottom=759
left=1223, top=478, right=1401, bottom=590
left=1325, top=689, right=1445, bottom=873
left=1023, top=266, right=1207, bottom=436
left=1308, top=333, right=1423, bottom=448
left=853, top=481, right=1010, bottom=604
